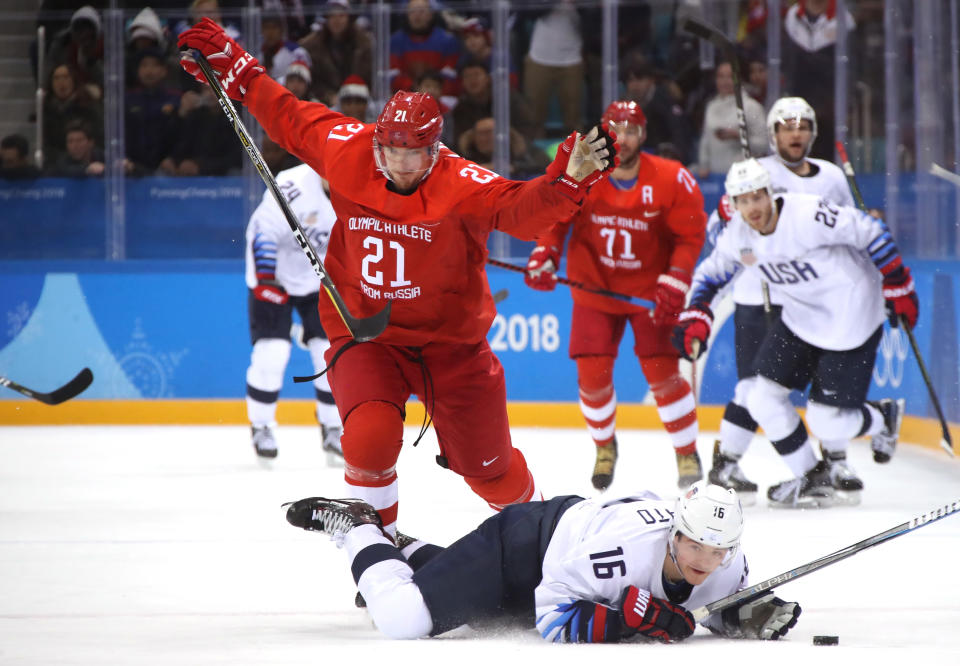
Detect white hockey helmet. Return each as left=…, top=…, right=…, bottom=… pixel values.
left=725, top=158, right=772, bottom=199
left=671, top=481, right=744, bottom=556
left=767, top=96, right=818, bottom=163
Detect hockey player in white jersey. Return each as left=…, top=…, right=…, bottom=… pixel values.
left=244, top=162, right=343, bottom=461
left=706, top=97, right=871, bottom=503
left=283, top=483, right=801, bottom=642
left=675, top=159, right=916, bottom=508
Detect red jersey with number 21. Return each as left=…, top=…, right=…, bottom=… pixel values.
left=246, top=76, right=581, bottom=346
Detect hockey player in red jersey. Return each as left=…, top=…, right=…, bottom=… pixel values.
left=525, top=101, right=707, bottom=491
left=178, top=19, right=617, bottom=535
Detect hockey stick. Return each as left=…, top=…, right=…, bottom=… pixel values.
left=930, top=162, right=960, bottom=188
left=689, top=497, right=960, bottom=621
left=0, top=367, right=93, bottom=405
left=835, top=140, right=954, bottom=457
left=492, top=289, right=509, bottom=305
left=193, top=53, right=390, bottom=343
left=681, top=18, right=750, bottom=159
left=486, top=258, right=655, bottom=309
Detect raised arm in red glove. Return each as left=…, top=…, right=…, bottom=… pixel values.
left=178, top=18, right=265, bottom=101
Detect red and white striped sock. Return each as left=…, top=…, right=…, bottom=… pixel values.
left=651, top=374, right=698, bottom=456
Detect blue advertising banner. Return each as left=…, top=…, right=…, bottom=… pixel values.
left=0, top=259, right=957, bottom=425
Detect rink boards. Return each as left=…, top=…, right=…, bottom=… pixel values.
left=0, top=259, right=957, bottom=447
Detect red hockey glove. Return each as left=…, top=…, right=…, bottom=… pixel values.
left=546, top=123, right=619, bottom=200
left=652, top=268, right=691, bottom=327
left=671, top=303, right=712, bottom=361
left=619, top=586, right=695, bottom=643
left=882, top=265, right=918, bottom=329
left=525, top=245, right=560, bottom=291
left=178, top=18, right=265, bottom=101
left=253, top=280, right=288, bottom=305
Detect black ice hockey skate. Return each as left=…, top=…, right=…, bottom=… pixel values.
left=707, top=440, right=758, bottom=505
left=868, top=398, right=905, bottom=463
left=284, top=497, right=383, bottom=538
left=767, top=460, right=835, bottom=509
left=821, top=449, right=863, bottom=506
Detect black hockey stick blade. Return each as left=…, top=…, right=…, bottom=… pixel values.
left=192, top=51, right=390, bottom=343
left=681, top=17, right=734, bottom=54
left=689, top=497, right=960, bottom=621
left=0, top=367, right=93, bottom=405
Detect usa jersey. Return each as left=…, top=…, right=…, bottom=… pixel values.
left=692, top=192, right=888, bottom=351
left=538, top=153, right=706, bottom=314
left=707, top=156, right=857, bottom=307
left=245, top=76, right=581, bottom=346
left=536, top=491, right=747, bottom=641
left=244, top=163, right=336, bottom=297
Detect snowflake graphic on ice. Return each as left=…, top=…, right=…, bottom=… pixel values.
left=112, top=319, right=189, bottom=398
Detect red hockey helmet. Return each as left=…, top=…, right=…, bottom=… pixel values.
left=602, top=100, right=647, bottom=130
left=374, top=91, right=443, bottom=148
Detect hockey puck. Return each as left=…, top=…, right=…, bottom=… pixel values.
left=812, top=635, right=839, bottom=646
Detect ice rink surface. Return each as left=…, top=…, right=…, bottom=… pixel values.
left=1, top=424, right=958, bottom=665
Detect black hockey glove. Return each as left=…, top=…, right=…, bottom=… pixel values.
left=719, top=591, right=801, bottom=640
left=619, top=586, right=696, bottom=643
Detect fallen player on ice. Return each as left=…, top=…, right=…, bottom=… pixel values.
left=283, top=482, right=800, bottom=642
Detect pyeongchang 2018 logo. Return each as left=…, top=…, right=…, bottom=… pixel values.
left=874, top=326, right=908, bottom=388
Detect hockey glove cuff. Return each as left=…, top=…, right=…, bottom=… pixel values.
left=253, top=280, right=289, bottom=305
left=719, top=592, right=801, bottom=640
left=620, top=586, right=696, bottom=643
left=178, top=18, right=265, bottom=101
left=525, top=245, right=560, bottom=291
left=671, top=303, right=712, bottom=361
left=652, top=268, right=691, bottom=327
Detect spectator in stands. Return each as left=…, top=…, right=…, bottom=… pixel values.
left=163, top=86, right=242, bottom=176
left=0, top=135, right=41, bottom=180
left=622, top=57, right=694, bottom=163
left=452, top=60, right=534, bottom=147
left=45, top=5, right=105, bottom=101
left=523, top=5, right=584, bottom=138
left=125, top=48, right=182, bottom=176
left=42, top=63, right=103, bottom=167
left=746, top=56, right=768, bottom=104
left=414, top=70, right=455, bottom=145
left=48, top=119, right=104, bottom=177
left=283, top=59, right=316, bottom=101
left=261, top=12, right=312, bottom=82
left=299, top=0, right=372, bottom=106
left=263, top=0, right=310, bottom=41
left=389, top=0, right=460, bottom=95
left=457, top=117, right=550, bottom=179
left=126, top=7, right=179, bottom=90
left=457, top=16, right=517, bottom=89
left=696, top=62, right=767, bottom=177
left=782, top=0, right=855, bottom=159
left=261, top=135, right=300, bottom=175
left=175, top=0, right=242, bottom=41
left=334, top=75, right=374, bottom=122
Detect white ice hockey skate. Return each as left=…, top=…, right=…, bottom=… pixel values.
left=767, top=460, right=835, bottom=509
left=251, top=425, right=278, bottom=460
left=321, top=424, right=344, bottom=467
left=707, top=440, right=758, bottom=506
left=822, top=449, right=863, bottom=506
left=869, top=398, right=905, bottom=463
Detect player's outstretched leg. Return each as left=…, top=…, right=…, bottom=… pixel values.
left=766, top=460, right=834, bottom=509
left=641, top=357, right=702, bottom=489
left=251, top=424, right=278, bottom=459
left=868, top=398, right=905, bottom=463
left=591, top=437, right=618, bottom=491
left=707, top=440, right=758, bottom=505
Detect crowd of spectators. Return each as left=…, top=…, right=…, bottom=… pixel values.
left=4, top=0, right=868, bottom=182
